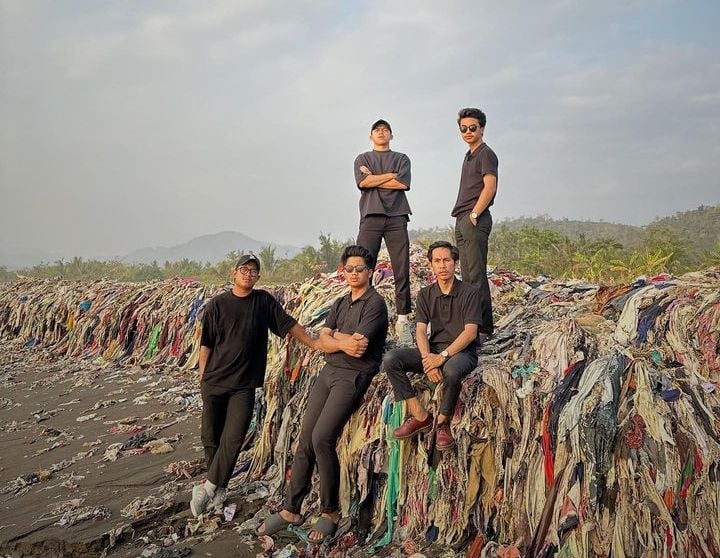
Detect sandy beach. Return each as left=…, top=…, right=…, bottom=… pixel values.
left=0, top=346, right=263, bottom=558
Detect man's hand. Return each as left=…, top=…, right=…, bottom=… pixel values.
left=470, top=214, right=478, bottom=227
left=422, top=353, right=446, bottom=373
left=426, top=367, right=443, bottom=384
left=359, top=165, right=372, bottom=175
left=341, top=332, right=368, bottom=357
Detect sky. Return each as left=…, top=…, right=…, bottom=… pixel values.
left=1, top=0, right=719, bottom=266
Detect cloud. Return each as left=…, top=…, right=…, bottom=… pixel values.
left=1, top=1, right=718, bottom=265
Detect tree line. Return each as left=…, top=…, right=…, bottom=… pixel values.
left=1, top=227, right=718, bottom=285
left=0, top=233, right=352, bottom=285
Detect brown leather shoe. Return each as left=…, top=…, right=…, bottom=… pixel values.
left=436, top=422, right=455, bottom=451
left=393, top=414, right=433, bottom=439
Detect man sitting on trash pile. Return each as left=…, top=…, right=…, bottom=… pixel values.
left=257, top=244, right=389, bottom=543
left=383, top=240, right=482, bottom=450
left=190, top=254, right=318, bottom=517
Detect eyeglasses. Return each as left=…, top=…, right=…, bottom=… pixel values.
left=459, top=124, right=480, bottom=134
left=236, top=267, right=259, bottom=277
left=343, top=264, right=368, bottom=273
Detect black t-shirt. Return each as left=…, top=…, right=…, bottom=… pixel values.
left=200, top=290, right=297, bottom=388
left=415, top=279, right=482, bottom=352
left=354, top=150, right=412, bottom=218
left=324, top=287, right=389, bottom=374
left=451, top=143, right=498, bottom=217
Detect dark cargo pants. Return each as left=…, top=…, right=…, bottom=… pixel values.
left=357, top=214, right=412, bottom=315
left=455, top=211, right=494, bottom=334
left=200, top=382, right=255, bottom=488
left=285, top=364, right=372, bottom=514
left=383, top=347, right=477, bottom=417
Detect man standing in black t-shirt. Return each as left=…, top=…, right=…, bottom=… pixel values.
left=451, top=108, right=498, bottom=338
left=190, top=254, right=318, bottom=517
left=257, top=245, right=388, bottom=543
left=354, top=119, right=413, bottom=345
left=383, top=241, right=481, bottom=451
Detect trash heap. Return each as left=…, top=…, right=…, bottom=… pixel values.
left=1, top=251, right=719, bottom=557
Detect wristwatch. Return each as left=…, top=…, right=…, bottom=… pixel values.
left=440, top=350, right=450, bottom=360
left=470, top=212, right=478, bottom=220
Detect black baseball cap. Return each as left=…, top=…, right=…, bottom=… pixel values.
left=371, top=119, right=392, bottom=133
left=235, top=254, right=260, bottom=272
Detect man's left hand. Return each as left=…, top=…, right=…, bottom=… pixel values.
left=359, top=165, right=372, bottom=175
left=426, top=367, right=443, bottom=384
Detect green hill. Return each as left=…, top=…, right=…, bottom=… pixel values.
left=497, top=215, right=643, bottom=248
left=409, top=204, right=720, bottom=254
left=647, top=205, right=720, bottom=254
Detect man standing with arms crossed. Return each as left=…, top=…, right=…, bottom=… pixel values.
left=383, top=241, right=481, bottom=451
left=190, top=254, right=318, bottom=517
left=451, top=108, right=498, bottom=339
left=354, top=119, right=413, bottom=345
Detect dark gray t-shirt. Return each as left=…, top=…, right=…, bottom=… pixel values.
left=451, top=143, right=498, bottom=217
left=323, top=287, right=389, bottom=374
left=354, top=150, right=412, bottom=218
left=415, top=279, right=482, bottom=353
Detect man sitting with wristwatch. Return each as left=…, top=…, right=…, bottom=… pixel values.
left=382, top=241, right=482, bottom=451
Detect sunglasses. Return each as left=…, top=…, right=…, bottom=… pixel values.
left=343, top=264, right=368, bottom=273
left=459, top=124, right=480, bottom=134
left=236, top=267, right=259, bottom=277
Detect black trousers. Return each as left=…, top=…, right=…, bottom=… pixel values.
left=285, top=364, right=372, bottom=514
left=200, top=382, right=255, bottom=488
left=383, top=347, right=477, bottom=417
left=454, top=211, right=494, bottom=334
left=357, top=214, right=411, bottom=315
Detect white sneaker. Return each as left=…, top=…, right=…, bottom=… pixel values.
left=208, top=487, right=227, bottom=511
left=395, top=319, right=413, bottom=346
left=190, top=484, right=211, bottom=517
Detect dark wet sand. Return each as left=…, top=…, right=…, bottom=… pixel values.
left=0, top=346, right=261, bottom=558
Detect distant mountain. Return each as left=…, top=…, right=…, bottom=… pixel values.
left=122, top=231, right=301, bottom=265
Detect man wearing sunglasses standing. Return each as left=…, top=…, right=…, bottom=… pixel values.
left=190, top=254, right=318, bottom=517
left=354, top=119, right=413, bottom=346
left=257, top=245, right=388, bottom=543
left=451, top=108, right=498, bottom=340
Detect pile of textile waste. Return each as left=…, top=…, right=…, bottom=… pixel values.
left=1, top=250, right=719, bottom=557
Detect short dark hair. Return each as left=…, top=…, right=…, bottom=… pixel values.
left=341, top=245, right=375, bottom=269
left=457, top=108, right=486, bottom=127
left=427, top=241, right=459, bottom=262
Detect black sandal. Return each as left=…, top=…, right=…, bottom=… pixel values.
left=255, top=512, right=304, bottom=536
left=309, top=517, right=338, bottom=544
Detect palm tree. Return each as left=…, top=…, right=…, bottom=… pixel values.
left=259, top=245, right=277, bottom=275
left=318, top=233, right=344, bottom=271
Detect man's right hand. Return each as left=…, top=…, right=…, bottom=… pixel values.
left=342, top=333, right=368, bottom=357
